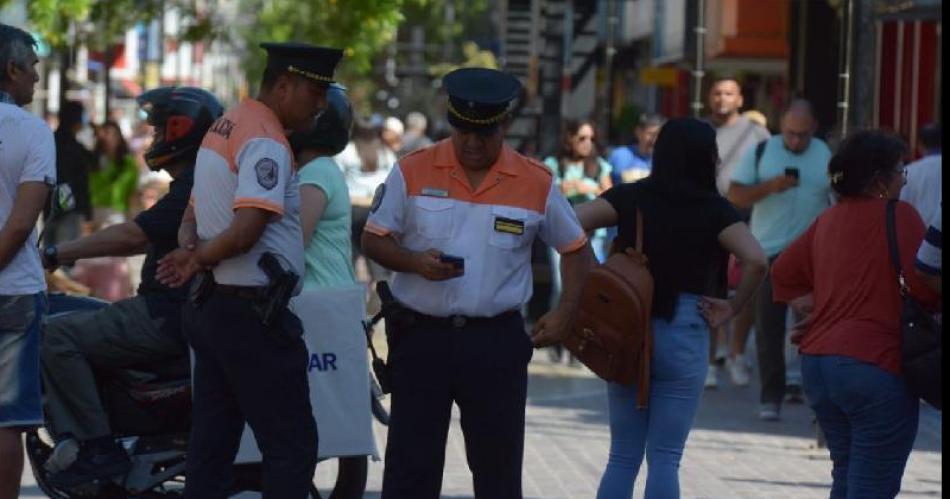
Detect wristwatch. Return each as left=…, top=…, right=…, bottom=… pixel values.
left=43, top=245, right=59, bottom=269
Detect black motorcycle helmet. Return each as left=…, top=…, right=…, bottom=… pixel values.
left=137, top=86, right=224, bottom=172
left=289, top=83, right=353, bottom=157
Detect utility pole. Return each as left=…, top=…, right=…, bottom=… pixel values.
left=691, top=0, right=706, bottom=118
left=837, top=0, right=854, bottom=136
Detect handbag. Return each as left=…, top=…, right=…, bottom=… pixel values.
left=885, top=200, right=941, bottom=410
left=564, top=209, right=654, bottom=408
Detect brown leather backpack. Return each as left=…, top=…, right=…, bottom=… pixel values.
left=563, top=209, right=654, bottom=408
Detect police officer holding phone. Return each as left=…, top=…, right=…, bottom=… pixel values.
left=361, top=67, right=592, bottom=499
left=156, top=42, right=343, bottom=499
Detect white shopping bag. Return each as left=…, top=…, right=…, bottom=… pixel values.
left=234, top=283, right=380, bottom=463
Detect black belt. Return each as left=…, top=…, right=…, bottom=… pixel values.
left=406, top=309, right=520, bottom=329
left=214, top=283, right=266, bottom=301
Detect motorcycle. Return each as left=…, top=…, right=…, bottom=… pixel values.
left=26, top=293, right=389, bottom=499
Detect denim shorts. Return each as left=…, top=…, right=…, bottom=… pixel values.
left=0, top=293, right=47, bottom=428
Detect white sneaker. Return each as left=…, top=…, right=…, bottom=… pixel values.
left=727, top=355, right=751, bottom=386
left=705, top=366, right=718, bottom=389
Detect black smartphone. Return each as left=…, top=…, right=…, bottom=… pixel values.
left=439, top=253, right=465, bottom=271
left=785, top=167, right=800, bottom=179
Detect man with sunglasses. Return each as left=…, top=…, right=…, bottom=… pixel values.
left=361, top=67, right=592, bottom=499
left=727, top=99, right=833, bottom=422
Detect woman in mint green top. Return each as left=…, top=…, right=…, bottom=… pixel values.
left=90, top=121, right=139, bottom=220
left=298, top=154, right=357, bottom=289
left=543, top=119, right=613, bottom=259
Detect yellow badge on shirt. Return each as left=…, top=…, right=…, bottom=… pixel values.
left=494, top=216, right=525, bottom=235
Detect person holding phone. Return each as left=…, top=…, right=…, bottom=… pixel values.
left=361, top=67, right=591, bottom=499
left=726, top=99, right=833, bottom=421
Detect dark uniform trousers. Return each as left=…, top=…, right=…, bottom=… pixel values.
left=182, top=291, right=317, bottom=499
left=381, top=310, right=533, bottom=499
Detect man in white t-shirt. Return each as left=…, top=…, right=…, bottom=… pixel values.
left=0, top=24, right=56, bottom=499
left=900, top=123, right=941, bottom=226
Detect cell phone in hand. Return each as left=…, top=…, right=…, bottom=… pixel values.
left=785, top=167, right=800, bottom=179
left=439, top=253, right=465, bottom=271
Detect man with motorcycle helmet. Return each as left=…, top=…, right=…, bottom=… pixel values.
left=39, top=86, right=224, bottom=487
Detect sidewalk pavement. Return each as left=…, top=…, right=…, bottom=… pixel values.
left=22, top=351, right=941, bottom=498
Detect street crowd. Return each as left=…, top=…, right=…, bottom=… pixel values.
left=0, top=21, right=942, bottom=499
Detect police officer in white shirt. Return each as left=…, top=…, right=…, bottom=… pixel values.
left=157, top=42, right=343, bottom=499
left=362, top=67, right=592, bottom=499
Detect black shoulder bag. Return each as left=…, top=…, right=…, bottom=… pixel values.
left=885, top=200, right=942, bottom=410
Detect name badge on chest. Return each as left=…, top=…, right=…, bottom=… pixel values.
left=494, top=216, right=525, bottom=235
left=421, top=187, right=449, bottom=198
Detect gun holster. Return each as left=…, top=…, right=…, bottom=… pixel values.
left=189, top=271, right=214, bottom=308
left=365, top=281, right=413, bottom=395
left=256, top=252, right=302, bottom=345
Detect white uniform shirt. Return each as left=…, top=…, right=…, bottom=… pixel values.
left=191, top=99, right=304, bottom=292
left=0, top=103, right=56, bottom=295
left=900, top=153, right=941, bottom=226
left=365, top=140, right=587, bottom=317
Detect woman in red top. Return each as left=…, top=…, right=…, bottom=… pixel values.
left=772, top=130, right=939, bottom=499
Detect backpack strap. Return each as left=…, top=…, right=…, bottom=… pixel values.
left=753, top=139, right=768, bottom=183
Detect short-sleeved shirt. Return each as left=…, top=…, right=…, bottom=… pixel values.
left=89, top=154, right=139, bottom=214
left=0, top=102, right=56, bottom=295
left=900, top=153, right=941, bottom=226
left=298, top=156, right=356, bottom=289
left=772, top=198, right=940, bottom=374
left=134, top=167, right=193, bottom=301
left=335, top=141, right=396, bottom=202
left=607, top=145, right=652, bottom=185
left=542, top=156, right=612, bottom=206
left=916, top=204, right=942, bottom=276
left=602, top=181, right=741, bottom=320
left=731, top=135, right=832, bottom=257
left=365, top=139, right=587, bottom=318
left=192, top=99, right=304, bottom=290
left=714, top=116, right=770, bottom=195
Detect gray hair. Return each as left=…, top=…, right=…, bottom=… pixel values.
left=0, top=24, right=37, bottom=83
left=405, top=111, right=427, bottom=132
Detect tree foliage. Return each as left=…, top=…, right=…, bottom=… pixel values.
left=237, top=0, right=407, bottom=87
left=3, top=0, right=206, bottom=49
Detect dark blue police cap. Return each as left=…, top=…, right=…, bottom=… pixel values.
left=443, top=67, right=522, bottom=131
left=260, top=42, right=344, bottom=85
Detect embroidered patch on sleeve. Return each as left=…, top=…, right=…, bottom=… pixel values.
left=255, top=158, right=279, bottom=190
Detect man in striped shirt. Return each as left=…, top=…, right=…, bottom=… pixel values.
left=916, top=203, right=941, bottom=295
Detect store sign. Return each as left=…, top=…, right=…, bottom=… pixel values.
left=639, top=67, right=679, bottom=87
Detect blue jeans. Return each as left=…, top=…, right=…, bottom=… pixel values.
left=596, top=294, right=708, bottom=499
left=802, top=354, right=919, bottom=499
left=0, top=293, right=47, bottom=428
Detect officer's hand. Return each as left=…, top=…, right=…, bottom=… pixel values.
left=157, top=248, right=203, bottom=288
left=412, top=249, right=463, bottom=281
left=769, top=174, right=799, bottom=193
left=40, top=248, right=57, bottom=271
left=531, top=308, right=572, bottom=347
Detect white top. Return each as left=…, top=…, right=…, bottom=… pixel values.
left=191, top=99, right=304, bottom=292
left=0, top=103, right=56, bottom=295
left=365, top=140, right=587, bottom=317
left=900, top=153, right=941, bottom=226
left=335, top=142, right=396, bottom=201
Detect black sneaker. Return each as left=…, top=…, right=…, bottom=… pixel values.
left=785, top=384, right=804, bottom=404
left=47, top=439, right=132, bottom=488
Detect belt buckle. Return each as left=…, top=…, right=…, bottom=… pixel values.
left=451, top=315, right=466, bottom=328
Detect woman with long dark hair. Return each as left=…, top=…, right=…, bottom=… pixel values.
left=575, top=117, right=768, bottom=498
left=89, top=120, right=138, bottom=226
left=771, top=130, right=940, bottom=498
